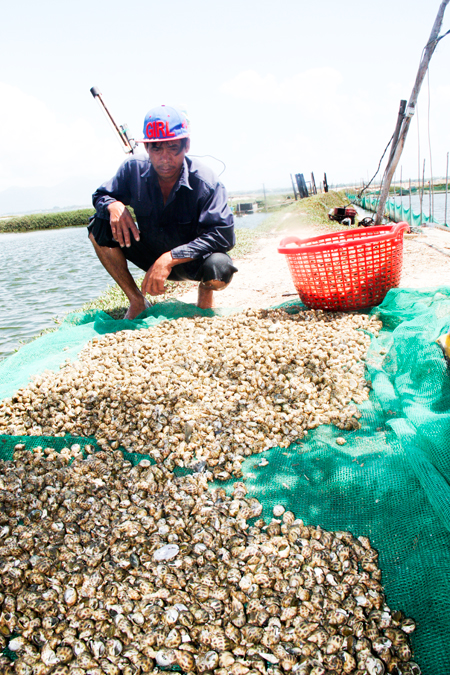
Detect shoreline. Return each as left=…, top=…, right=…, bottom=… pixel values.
left=77, top=191, right=350, bottom=318
left=5, top=190, right=393, bottom=359
left=6, top=188, right=450, bottom=360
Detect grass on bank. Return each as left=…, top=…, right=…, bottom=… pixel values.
left=0, top=209, right=95, bottom=233
left=1, top=188, right=346, bottom=234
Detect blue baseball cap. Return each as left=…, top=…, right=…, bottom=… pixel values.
left=137, top=104, right=190, bottom=143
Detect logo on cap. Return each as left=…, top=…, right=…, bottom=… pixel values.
left=145, top=120, right=176, bottom=140
left=138, top=105, right=190, bottom=143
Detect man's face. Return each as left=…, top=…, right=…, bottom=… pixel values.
left=146, top=139, right=190, bottom=182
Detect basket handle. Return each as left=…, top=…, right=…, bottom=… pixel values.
left=278, top=236, right=305, bottom=252
left=278, top=222, right=410, bottom=254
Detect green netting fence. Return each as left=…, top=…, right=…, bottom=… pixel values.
left=1, top=292, right=450, bottom=674
left=348, top=193, right=443, bottom=228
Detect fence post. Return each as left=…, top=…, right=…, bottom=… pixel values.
left=445, top=152, right=449, bottom=226
left=409, top=178, right=412, bottom=228
left=290, top=174, right=298, bottom=200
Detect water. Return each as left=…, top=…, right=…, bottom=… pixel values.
left=0, top=227, right=142, bottom=361
left=0, top=214, right=271, bottom=362
left=398, top=191, right=449, bottom=225
left=233, top=211, right=270, bottom=229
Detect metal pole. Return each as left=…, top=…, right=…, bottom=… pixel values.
left=374, top=2, right=449, bottom=224
left=445, top=151, right=449, bottom=225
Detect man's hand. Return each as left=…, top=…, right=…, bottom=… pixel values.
left=141, top=252, right=174, bottom=296
left=142, top=252, right=193, bottom=297
left=107, top=201, right=140, bottom=247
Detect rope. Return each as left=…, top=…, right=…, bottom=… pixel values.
left=356, top=134, right=394, bottom=198
left=189, top=154, right=226, bottom=176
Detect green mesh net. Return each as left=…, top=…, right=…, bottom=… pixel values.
left=349, top=193, right=444, bottom=228
left=1, top=291, right=450, bottom=674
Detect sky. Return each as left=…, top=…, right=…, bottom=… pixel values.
left=1, top=0, right=450, bottom=208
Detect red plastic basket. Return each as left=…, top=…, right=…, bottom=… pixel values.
left=278, top=222, right=409, bottom=311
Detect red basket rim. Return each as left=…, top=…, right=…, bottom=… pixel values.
left=278, top=222, right=409, bottom=255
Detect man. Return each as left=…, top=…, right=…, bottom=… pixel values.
left=89, top=105, right=237, bottom=319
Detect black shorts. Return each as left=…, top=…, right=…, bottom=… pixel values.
left=88, top=215, right=238, bottom=284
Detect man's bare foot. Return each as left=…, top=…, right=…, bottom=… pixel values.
left=124, top=297, right=151, bottom=320
left=197, top=284, right=215, bottom=309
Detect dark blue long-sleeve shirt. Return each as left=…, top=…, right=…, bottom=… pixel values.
left=92, top=155, right=235, bottom=261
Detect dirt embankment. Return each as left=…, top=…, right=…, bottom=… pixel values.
left=180, top=198, right=450, bottom=309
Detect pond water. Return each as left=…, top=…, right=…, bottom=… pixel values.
left=0, top=214, right=270, bottom=362
left=398, top=191, right=449, bottom=225
left=0, top=227, right=142, bottom=361
left=233, top=211, right=270, bottom=229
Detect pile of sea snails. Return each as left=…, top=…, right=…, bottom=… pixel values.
left=0, top=445, right=419, bottom=675
left=0, top=309, right=381, bottom=479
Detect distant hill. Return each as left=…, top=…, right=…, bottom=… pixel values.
left=0, top=177, right=98, bottom=216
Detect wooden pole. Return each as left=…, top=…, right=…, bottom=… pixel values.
left=400, top=167, right=403, bottom=197
left=428, top=69, right=435, bottom=222
left=445, top=151, right=449, bottom=225
left=400, top=166, right=403, bottom=220
left=374, top=0, right=449, bottom=224
left=417, top=106, right=421, bottom=205
left=388, top=100, right=408, bottom=168
left=290, top=174, right=298, bottom=200
left=429, top=171, right=432, bottom=222
left=421, top=159, right=426, bottom=226
left=409, top=178, right=412, bottom=227
left=392, top=169, right=396, bottom=222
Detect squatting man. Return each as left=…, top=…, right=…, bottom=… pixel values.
left=89, top=105, right=238, bottom=319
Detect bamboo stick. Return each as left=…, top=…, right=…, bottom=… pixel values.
left=374, top=0, right=449, bottom=224
left=409, top=178, right=412, bottom=227
left=445, top=152, right=449, bottom=226
left=421, top=159, right=426, bottom=226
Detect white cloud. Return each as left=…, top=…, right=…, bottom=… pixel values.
left=217, top=68, right=398, bottom=188
left=217, top=67, right=450, bottom=189
left=220, top=68, right=344, bottom=115
left=0, top=82, right=123, bottom=191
